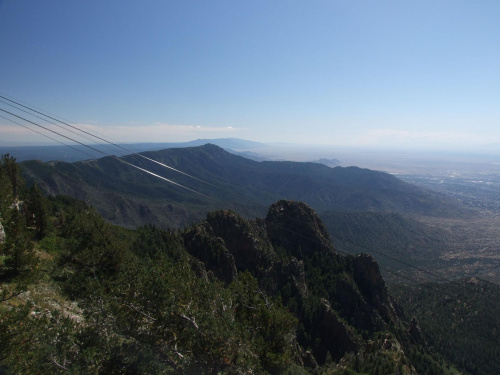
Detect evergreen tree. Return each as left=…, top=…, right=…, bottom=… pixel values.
left=26, top=183, right=49, bottom=240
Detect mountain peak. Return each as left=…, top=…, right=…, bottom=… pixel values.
left=265, top=200, right=334, bottom=257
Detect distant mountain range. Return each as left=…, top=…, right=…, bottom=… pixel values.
left=20, top=144, right=468, bottom=227
left=312, top=158, right=340, bottom=167
left=18, top=143, right=478, bottom=282
left=1, top=137, right=342, bottom=166
left=1, top=138, right=269, bottom=163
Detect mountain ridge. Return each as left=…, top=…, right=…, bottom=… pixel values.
left=20, top=144, right=470, bottom=232
left=0, top=138, right=269, bottom=163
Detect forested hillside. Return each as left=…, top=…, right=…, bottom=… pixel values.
left=0, top=154, right=468, bottom=374
left=393, top=279, right=500, bottom=375
left=20, top=144, right=470, bottom=230
left=320, top=211, right=451, bottom=282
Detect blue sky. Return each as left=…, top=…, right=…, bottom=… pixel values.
left=1, top=0, right=499, bottom=151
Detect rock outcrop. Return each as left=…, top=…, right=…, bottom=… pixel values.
left=183, top=223, right=237, bottom=284
left=265, top=200, right=334, bottom=257
left=312, top=299, right=361, bottom=363
left=182, top=200, right=407, bottom=366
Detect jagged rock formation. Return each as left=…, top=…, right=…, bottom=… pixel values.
left=266, top=200, right=334, bottom=257
left=409, top=317, right=426, bottom=345
left=312, top=298, right=361, bottom=361
left=183, top=220, right=238, bottom=284
left=351, top=254, right=400, bottom=328
left=183, top=199, right=408, bottom=365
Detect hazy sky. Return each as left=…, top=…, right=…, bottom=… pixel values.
left=1, top=1, right=499, bottom=151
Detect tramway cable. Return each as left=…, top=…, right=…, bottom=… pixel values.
left=0, top=98, right=125, bottom=156
left=0, top=95, right=238, bottom=188
left=0, top=114, right=97, bottom=160
left=0, top=107, right=219, bottom=203
left=0, top=96, right=279, bottom=214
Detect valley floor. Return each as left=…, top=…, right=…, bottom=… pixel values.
left=419, top=215, right=500, bottom=284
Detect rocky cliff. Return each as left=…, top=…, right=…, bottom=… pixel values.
left=183, top=199, right=408, bottom=365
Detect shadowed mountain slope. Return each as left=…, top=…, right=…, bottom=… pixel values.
left=19, top=144, right=469, bottom=230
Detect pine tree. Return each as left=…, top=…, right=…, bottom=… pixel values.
left=26, top=183, right=49, bottom=240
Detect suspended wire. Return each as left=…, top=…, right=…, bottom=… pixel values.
left=0, top=107, right=113, bottom=156
left=118, top=158, right=215, bottom=201
left=0, top=107, right=220, bottom=204
left=0, top=114, right=97, bottom=160
left=0, top=95, right=224, bottom=185
left=0, top=91, right=78, bottom=128
left=0, top=95, right=277, bottom=210
left=0, top=98, right=126, bottom=157
left=0, top=91, right=151, bottom=158
left=0, top=96, right=133, bottom=157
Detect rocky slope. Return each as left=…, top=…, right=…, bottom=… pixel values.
left=183, top=200, right=410, bottom=366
